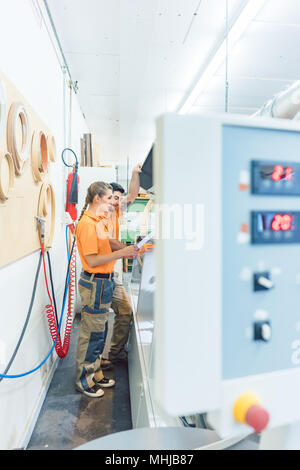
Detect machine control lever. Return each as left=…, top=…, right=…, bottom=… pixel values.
left=258, top=276, right=274, bottom=289
left=254, top=271, right=274, bottom=291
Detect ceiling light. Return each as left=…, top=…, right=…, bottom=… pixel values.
left=178, top=0, right=268, bottom=115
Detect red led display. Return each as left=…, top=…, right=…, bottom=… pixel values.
left=285, top=167, right=293, bottom=181
left=272, top=165, right=294, bottom=182
left=271, top=214, right=293, bottom=231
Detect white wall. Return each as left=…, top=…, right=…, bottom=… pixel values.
left=0, top=0, right=88, bottom=449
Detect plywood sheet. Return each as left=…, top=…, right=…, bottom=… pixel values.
left=0, top=69, right=55, bottom=267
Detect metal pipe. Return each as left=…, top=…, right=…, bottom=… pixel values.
left=42, top=0, right=74, bottom=87
left=253, top=80, right=300, bottom=119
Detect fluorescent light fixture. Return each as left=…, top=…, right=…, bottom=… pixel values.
left=178, top=0, right=268, bottom=115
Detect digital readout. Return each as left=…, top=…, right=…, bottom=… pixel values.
left=257, top=213, right=294, bottom=232
left=251, top=211, right=300, bottom=244
left=251, top=161, right=300, bottom=196
left=260, top=164, right=294, bottom=182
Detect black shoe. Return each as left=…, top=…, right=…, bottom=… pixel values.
left=77, top=383, right=104, bottom=398
left=94, top=377, right=115, bottom=388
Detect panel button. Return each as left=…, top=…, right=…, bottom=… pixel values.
left=254, top=271, right=274, bottom=291
left=254, top=321, right=272, bottom=342
left=233, top=392, right=270, bottom=433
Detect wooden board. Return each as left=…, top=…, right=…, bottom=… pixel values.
left=0, top=69, right=55, bottom=267
left=92, top=143, right=101, bottom=166
left=84, top=133, right=92, bottom=167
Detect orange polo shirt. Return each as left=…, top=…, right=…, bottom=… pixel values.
left=76, top=210, right=116, bottom=274
left=110, top=206, right=121, bottom=240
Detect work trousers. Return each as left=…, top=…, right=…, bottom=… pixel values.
left=109, top=274, right=133, bottom=361
left=76, top=272, right=114, bottom=392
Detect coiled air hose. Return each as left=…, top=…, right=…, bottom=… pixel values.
left=46, top=250, right=59, bottom=330
left=42, top=228, right=76, bottom=358
left=0, top=227, right=75, bottom=379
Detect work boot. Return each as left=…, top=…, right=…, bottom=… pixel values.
left=101, top=357, right=114, bottom=370
left=109, top=350, right=128, bottom=364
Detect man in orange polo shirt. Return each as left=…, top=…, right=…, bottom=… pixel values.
left=103, top=164, right=142, bottom=366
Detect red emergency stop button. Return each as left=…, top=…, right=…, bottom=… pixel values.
left=245, top=404, right=270, bottom=433
left=233, top=392, right=269, bottom=433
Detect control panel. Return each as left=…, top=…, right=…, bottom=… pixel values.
left=222, top=124, right=300, bottom=379
left=155, top=114, right=300, bottom=439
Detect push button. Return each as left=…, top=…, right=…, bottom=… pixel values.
left=233, top=392, right=269, bottom=433
left=254, top=321, right=271, bottom=342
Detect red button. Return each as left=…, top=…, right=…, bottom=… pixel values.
left=245, top=404, right=269, bottom=433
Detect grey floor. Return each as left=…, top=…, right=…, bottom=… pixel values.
left=27, top=315, right=132, bottom=450
left=27, top=269, right=259, bottom=451
left=26, top=314, right=260, bottom=451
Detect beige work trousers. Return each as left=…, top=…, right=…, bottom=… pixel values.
left=109, top=278, right=133, bottom=361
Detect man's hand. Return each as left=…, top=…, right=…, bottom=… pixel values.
left=133, top=163, right=142, bottom=174
left=121, top=244, right=138, bottom=258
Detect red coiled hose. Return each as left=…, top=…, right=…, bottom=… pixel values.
left=41, top=235, right=76, bottom=359
left=63, top=241, right=77, bottom=354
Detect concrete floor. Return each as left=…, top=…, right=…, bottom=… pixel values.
left=26, top=313, right=261, bottom=451
left=27, top=315, right=132, bottom=450
left=26, top=266, right=260, bottom=451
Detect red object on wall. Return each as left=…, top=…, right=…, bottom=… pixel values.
left=66, top=169, right=79, bottom=221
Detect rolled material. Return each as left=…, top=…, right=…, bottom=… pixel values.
left=31, top=130, right=49, bottom=182
left=0, top=80, right=6, bottom=145
left=37, top=181, right=55, bottom=248
left=7, top=102, right=30, bottom=175
left=47, top=134, right=56, bottom=162
left=254, top=80, right=300, bottom=119
left=0, top=152, right=14, bottom=200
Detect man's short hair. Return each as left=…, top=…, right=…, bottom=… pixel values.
left=110, top=182, right=125, bottom=194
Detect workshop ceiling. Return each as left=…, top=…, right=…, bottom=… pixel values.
left=46, top=0, right=300, bottom=165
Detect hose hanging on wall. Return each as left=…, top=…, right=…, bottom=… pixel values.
left=42, top=227, right=76, bottom=359
left=0, top=148, right=79, bottom=379
left=62, top=147, right=79, bottom=222
left=0, top=253, right=42, bottom=383
left=0, top=227, right=74, bottom=380
left=46, top=250, right=59, bottom=331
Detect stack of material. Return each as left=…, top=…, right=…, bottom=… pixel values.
left=80, top=133, right=102, bottom=167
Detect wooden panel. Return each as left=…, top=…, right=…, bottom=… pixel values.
left=0, top=69, right=55, bottom=267
left=84, top=133, right=92, bottom=167
left=92, top=142, right=101, bottom=166
left=80, top=137, right=85, bottom=166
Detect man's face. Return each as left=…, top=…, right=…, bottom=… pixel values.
left=112, top=191, right=123, bottom=209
